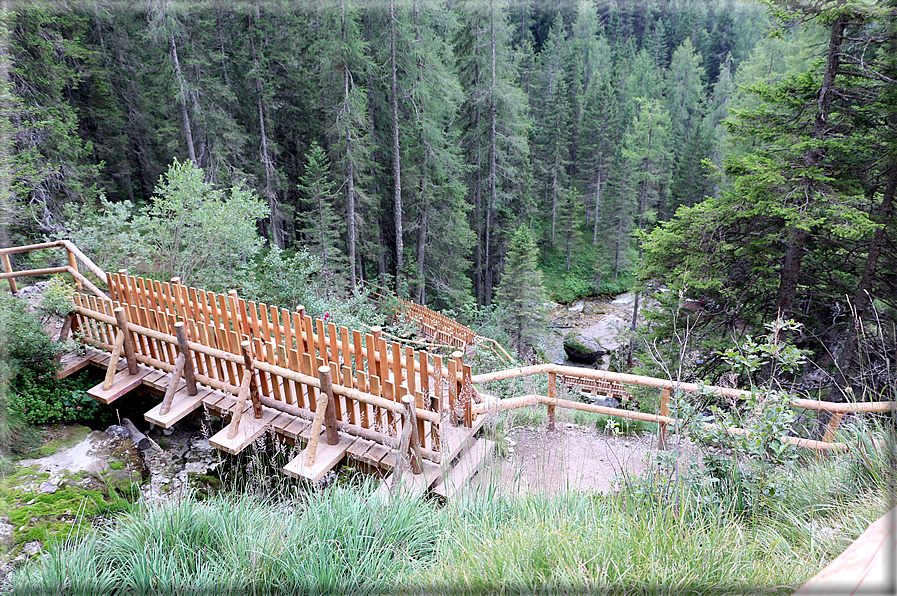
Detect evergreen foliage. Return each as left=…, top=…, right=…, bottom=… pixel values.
left=494, top=225, right=547, bottom=359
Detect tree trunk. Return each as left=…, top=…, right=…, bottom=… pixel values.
left=389, top=0, right=403, bottom=294
left=170, top=35, right=197, bottom=165
left=251, top=24, right=283, bottom=249
left=834, top=160, right=896, bottom=391
left=485, top=0, right=497, bottom=307
left=343, top=0, right=357, bottom=288
left=776, top=16, right=846, bottom=316
left=592, top=171, right=600, bottom=245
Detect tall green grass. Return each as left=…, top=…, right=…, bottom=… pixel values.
left=11, top=482, right=439, bottom=595
left=10, top=417, right=893, bottom=595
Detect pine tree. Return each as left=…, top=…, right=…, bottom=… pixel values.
left=296, top=143, right=347, bottom=290
left=495, top=225, right=547, bottom=360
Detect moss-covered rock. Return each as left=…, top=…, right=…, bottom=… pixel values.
left=563, top=333, right=605, bottom=364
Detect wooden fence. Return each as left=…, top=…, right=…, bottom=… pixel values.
left=471, top=364, right=895, bottom=451
left=70, top=273, right=485, bottom=454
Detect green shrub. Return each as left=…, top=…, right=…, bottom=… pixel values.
left=8, top=371, right=102, bottom=428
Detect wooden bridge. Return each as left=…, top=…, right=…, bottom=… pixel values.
left=3, top=239, right=896, bottom=499
left=3, top=241, right=498, bottom=498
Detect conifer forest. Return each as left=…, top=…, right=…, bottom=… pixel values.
left=2, top=0, right=895, bottom=396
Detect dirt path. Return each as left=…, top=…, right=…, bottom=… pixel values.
left=473, top=424, right=683, bottom=496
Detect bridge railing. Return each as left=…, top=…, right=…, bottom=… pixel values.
left=471, top=364, right=895, bottom=451
left=70, top=272, right=488, bottom=461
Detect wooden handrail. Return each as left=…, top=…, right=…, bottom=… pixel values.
left=71, top=303, right=441, bottom=424
left=471, top=364, right=895, bottom=415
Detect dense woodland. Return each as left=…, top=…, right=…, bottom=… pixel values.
left=1, top=0, right=895, bottom=398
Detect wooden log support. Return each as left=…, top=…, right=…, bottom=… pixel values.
left=405, top=394, right=423, bottom=475
left=174, top=322, right=197, bottom=396
left=304, top=372, right=331, bottom=467
left=547, top=371, right=557, bottom=430
left=58, top=313, right=74, bottom=342
left=159, top=353, right=186, bottom=416
left=822, top=412, right=844, bottom=443
left=658, top=387, right=671, bottom=449
left=240, top=340, right=262, bottom=419
left=114, top=307, right=139, bottom=376
left=102, top=328, right=126, bottom=390
left=227, top=370, right=254, bottom=440
left=66, top=248, right=82, bottom=290
left=1, top=253, right=17, bottom=294
left=319, top=365, right=339, bottom=446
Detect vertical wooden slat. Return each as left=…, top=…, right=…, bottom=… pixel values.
left=252, top=337, right=271, bottom=397
left=292, top=312, right=305, bottom=354
left=391, top=342, right=404, bottom=400
left=237, top=297, right=251, bottom=338
left=304, top=316, right=317, bottom=361
left=405, top=345, right=417, bottom=396
left=269, top=305, right=282, bottom=350
left=302, top=352, right=316, bottom=412
left=137, top=307, right=159, bottom=362
left=446, top=356, right=458, bottom=425
left=370, top=375, right=382, bottom=432
left=248, top=300, right=261, bottom=340
left=216, top=293, right=229, bottom=334
left=365, top=333, right=377, bottom=382
left=316, top=318, right=328, bottom=362
left=278, top=345, right=295, bottom=405
left=282, top=308, right=294, bottom=352
left=356, top=370, right=370, bottom=429
left=259, top=302, right=272, bottom=343
left=189, top=287, right=201, bottom=324
left=327, top=323, right=341, bottom=383
left=215, top=326, right=235, bottom=385
left=289, top=348, right=307, bottom=408
left=266, top=341, right=282, bottom=402
left=414, top=389, right=427, bottom=450
left=328, top=361, right=344, bottom=421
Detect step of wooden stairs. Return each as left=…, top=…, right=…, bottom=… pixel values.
left=86, top=364, right=152, bottom=404
left=144, top=385, right=214, bottom=428
left=431, top=438, right=496, bottom=500
left=208, top=404, right=283, bottom=455
left=56, top=349, right=98, bottom=379
left=373, top=412, right=491, bottom=499
left=283, top=433, right=357, bottom=482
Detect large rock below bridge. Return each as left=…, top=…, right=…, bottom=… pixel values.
left=563, top=333, right=606, bottom=364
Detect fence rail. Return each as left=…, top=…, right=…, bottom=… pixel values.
left=471, top=364, right=895, bottom=451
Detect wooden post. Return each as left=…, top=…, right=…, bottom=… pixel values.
left=227, top=370, right=254, bottom=440
left=240, top=340, right=263, bottom=419
left=174, top=322, right=197, bottom=396
left=547, top=371, right=557, bottom=430
left=67, top=249, right=82, bottom=291
left=114, top=307, right=139, bottom=376
left=658, top=388, right=671, bottom=449
left=304, top=386, right=330, bottom=467
left=319, top=365, right=339, bottom=446
left=58, top=313, right=74, bottom=342
left=822, top=412, right=845, bottom=444
left=1, top=253, right=17, bottom=294
left=102, top=328, right=126, bottom=390
left=404, top=394, right=423, bottom=475
left=159, top=353, right=186, bottom=415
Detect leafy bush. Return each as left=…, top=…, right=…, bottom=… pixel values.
left=238, top=246, right=380, bottom=333
left=9, top=370, right=103, bottom=427
left=61, top=159, right=269, bottom=290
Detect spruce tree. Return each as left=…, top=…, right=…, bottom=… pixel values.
left=495, top=225, right=547, bottom=360
left=296, top=143, right=347, bottom=290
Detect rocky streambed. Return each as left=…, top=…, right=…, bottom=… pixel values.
left=543, top=293, right=647, bottom=370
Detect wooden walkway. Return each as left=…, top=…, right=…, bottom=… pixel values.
left=59, top=266, right=496, bottom=497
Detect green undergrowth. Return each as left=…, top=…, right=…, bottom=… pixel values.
left=9, top=418, right=893, bottom=595
left=0, top=466, right=138, bottom=552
